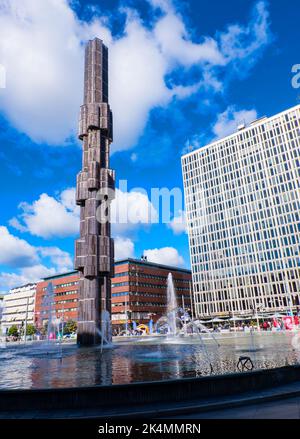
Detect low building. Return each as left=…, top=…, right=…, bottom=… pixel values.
left=1, top=284, right=37, bottom=334
left=111, top=258, right=192, bottom=329
left=34, top=259, right=192, bottom=330
left=34, top=271, right=79, bottom=328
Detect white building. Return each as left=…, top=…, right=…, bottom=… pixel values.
left=1, top=284, right=37, bottom=334
left=182, top=105, right=300, bottom=318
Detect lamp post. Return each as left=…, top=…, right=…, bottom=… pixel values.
left=61, top=302, right=65, bottom=340
left=125, top=294, right=128, bottom=335
left=288, top=293, right=296, bottom=330
left=251, top=303, right=261, bottom=333
left=255, top=306, right=260, bottom=333
left=227, top=306, right=236, bottom=333
left=24, top=297, right=29, bottom=343
left=128, top=264, right=143, bottom=331
left=189, top=281, right=194, bottom=321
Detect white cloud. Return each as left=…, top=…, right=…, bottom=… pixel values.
left=0, top=226, right=38, bottom=267
left=212, top=106, right=258, bottom=139
left=111, top=188, right=158, bottom=235
left=0, top=0, right=83, bottom=144
left=10, top=188, right=79, bottom=239
left=220, top=1, right=270, bottom=64
left=0, top=265, right=55, bottom=291
left=154, top=13, right=225, bottom=67
left=10, top=185, right=158, bottom=239
left=0, top=226, right=73, bottom=291
left=109, top=16, right=170, bottom=150
left=130, top=153, right=138, bottom=162
left=0, top=0, right=271, bottom=150
left=114, top=236, right=135, bottom=260
left=181, top=135, right=202, bottom=155
left=168, top=210, right=187, bottom=235
left=37, top=246, right=73, bottom=273
left=144, top=247, right=185, bottom=267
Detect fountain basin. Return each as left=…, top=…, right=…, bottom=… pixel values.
left=1, top=364, right=300, bottom=417
left=0, top=332, right=299, bottom=389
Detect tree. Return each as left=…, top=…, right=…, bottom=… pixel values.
left=63, top=320, right=77, bottom=335
left=8, top=325, right=19, bottom=337
left=26, top=324, right=36, bottom=336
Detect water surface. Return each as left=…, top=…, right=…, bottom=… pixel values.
left=0, top=332, right=299, bottom=389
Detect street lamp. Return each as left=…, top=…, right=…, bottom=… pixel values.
left=251, top=303, right=262, bottom=333
left=128, top=264, right=143, bottom=330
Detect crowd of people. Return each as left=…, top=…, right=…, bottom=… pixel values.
left=211, top=316, right=300, bottom=332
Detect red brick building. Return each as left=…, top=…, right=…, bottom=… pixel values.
left=34, top=271, right=79, bottom=328
left=112, top=259, right=192, bottom=328
left=34, top=259, right=192, bottom=330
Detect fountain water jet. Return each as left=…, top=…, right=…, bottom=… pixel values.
left=153, top=274, right=220, bottom=373
left=99, top=310, right=113, bottom=352
left=166, top=273, right=178, bottom=336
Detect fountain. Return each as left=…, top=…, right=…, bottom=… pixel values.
left=30, top=281, right=63, bottom=358
left=166, top=273, right=178, bottom=336
left=99, top=310, right=113, bottom=352
left=152, top=273, right=221, bottom=372
left=155, top=273, right=186, bottom=336
left=41, top=282, right=57, bottom=343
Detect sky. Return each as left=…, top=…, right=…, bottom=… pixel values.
left=0, top=0, right=299, bottom=293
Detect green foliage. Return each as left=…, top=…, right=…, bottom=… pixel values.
left=40, top=321, right=48, bottom=336
left=8, top=325, right=19, bottom=337
left=63, top=320, right=77, bottom=335
left=26, top=324, right=36, bottom=336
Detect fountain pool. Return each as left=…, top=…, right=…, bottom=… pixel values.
left=0, top=332, right=299, bottom=389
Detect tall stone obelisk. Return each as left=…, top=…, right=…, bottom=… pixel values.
left=75, top=38, right=115, bottom=346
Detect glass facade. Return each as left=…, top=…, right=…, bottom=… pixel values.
left=182, top=105, right=300, bottom=317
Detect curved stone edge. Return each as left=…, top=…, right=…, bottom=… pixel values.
left=1, top=365, right=300, bottom=413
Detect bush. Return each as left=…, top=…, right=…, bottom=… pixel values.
left=26, top=324, right=36, bottom=336
left=63, top=320, right=77, bottom=335
left=8, top=325, right=19, bottom=337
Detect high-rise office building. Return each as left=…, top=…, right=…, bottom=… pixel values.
left=182, top=105, right=300, bottom=318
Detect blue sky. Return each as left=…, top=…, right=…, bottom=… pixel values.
left=0, top=0, right=299, bottom=292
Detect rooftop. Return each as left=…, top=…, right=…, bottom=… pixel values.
left=182, top=103, right=300, bottom=159
left=115, top=258, right=191, bottom=274
left=42, top=259, right=191, bottom=281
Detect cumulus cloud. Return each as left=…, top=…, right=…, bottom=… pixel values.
left=220, top=1, right=271, bottom=68
left=168, top=210, right=187, bottom=235
left=111, top=187, right=158, bottom=234
left=181, top=135, right=203, bottom=155
left=0, top=0, right=272, bottom=150
left=153, top=13, right=225, bottom=67
left=37, top=246, right=73, bottom=273
left=114, top=236, right=135, bottom=260
left=0, top=265, right=55, bottom=292
left=10, top=188, right=79, bottom=239
left=144, top=246, right=185, bottom=267
left=0, top=226, right=38, bottom=267
left=0, top=0, right=84, bottom=143
left=0, top=226, right=73, bottom=291
left=10, top=185, right=158, bottom=239
left=212, top=106, right=258, bottom=139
